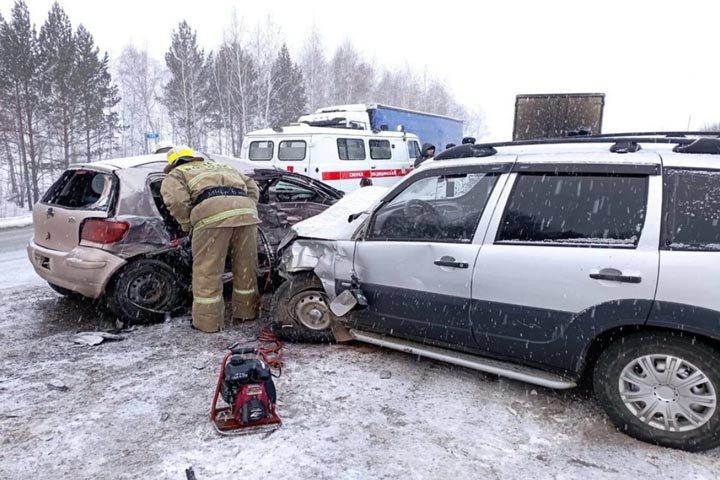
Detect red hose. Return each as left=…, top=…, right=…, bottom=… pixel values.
left=257, top=328, right=283, bottom=372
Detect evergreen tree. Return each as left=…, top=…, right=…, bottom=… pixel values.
left=163, top=20, right=211, bottom=147
left=74, top=25, right=120, bottom=161
left=0, top=0, right=42, bottom=205
left=38, top=1, right=77, bottom=169
left=268, top=43, right=306, bottom=127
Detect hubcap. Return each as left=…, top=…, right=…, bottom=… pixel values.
left=292, top=292, right=331, bottom=331
left=619, top=354, right=717, bottom=432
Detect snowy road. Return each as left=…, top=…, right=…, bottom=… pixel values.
left=0, top=226, right=42, bottom=291
left=0, top=243, right=719, bottom=478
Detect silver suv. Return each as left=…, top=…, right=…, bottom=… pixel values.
left=272, top=133, right=720, bottom=451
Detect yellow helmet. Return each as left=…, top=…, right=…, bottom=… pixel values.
left=166, top=145, right=198, bottom=165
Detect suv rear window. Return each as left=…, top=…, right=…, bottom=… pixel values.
left=249, top=141, right=274, bottom=161
left=663, top=169, right=720, bottom=251
left=42, top=169, right=114, bottom=210
left=497, top=173, right=648, bottom=247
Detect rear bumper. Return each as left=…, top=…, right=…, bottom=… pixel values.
left=27, top=240, right=127, bottom=299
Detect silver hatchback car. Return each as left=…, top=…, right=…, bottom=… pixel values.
left=28, top=153, right=342, bottom=322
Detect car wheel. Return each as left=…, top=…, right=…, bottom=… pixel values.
left=594, top=332, right=720, bottom=451
left=107, top=259, right=187, bottom=323
left=47, top=282, right=83, bottom=299
left=270, top=274, right=336, bottom=343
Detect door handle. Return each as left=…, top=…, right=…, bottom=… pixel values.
left=434, top=257, right=469, bottom=269
left=370, top=165, right=377, bottom=169
left=589, top=272, right=642, bottom=284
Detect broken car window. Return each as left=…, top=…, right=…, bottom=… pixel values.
left=41, top=169, right=114, bottom=210
left=496, top=173, right=648, bottom=247
left=368, top=173, right=498, bottom=243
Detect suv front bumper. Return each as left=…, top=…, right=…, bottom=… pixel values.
left=27, top=240, right=127, bottom=298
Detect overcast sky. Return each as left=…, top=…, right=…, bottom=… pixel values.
left=3, top=0, right=720, bottom=139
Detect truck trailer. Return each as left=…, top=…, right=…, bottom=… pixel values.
left=298, top=104, right=464, bottom=152
left=513, top=93, right=605, bottom=140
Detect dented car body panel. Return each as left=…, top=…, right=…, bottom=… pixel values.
left=29, top=153, right=343, bottom=305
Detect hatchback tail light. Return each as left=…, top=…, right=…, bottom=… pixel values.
left=81, top=219, right=129, bottom=244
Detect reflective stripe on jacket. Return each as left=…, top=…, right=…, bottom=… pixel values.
left=160, top=159, right=261, bottom=232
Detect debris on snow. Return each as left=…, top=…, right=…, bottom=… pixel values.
left=380, top=370, right=392, bottom=379
left=46, top=382, right=69, bottom=392
left=73, top=331, right=125, bottom=346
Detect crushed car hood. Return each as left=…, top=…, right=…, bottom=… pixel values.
left=283, top=186, right=388, bottom=244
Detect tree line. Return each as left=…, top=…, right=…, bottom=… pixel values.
left=0, top=1, right=482, bottom=212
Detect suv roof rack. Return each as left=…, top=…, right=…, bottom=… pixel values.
left=434, top=132, right=720, bottom=160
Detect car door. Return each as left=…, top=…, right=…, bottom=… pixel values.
left=347, top=164, right=509, bottom=347
left=470, top=156, right=662, bottom=371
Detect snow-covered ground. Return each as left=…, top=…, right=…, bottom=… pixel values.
left=0, top=214, right=33, bottom=229
left=1, top=275, right=719, bottom=479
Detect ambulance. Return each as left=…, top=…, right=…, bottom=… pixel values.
left=239, top=104, right=463, bottom=192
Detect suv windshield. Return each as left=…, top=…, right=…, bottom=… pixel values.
left=42, top=169, right=114, bottom=211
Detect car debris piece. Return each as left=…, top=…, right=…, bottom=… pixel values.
left=73, top=331, right=125, bottom=346
left=46, top=382, right=69, bottom=392
left=380, top=370, right=392, bottom=379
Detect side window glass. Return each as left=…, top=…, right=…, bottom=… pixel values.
left=278, top=140, right=306, bottom=161
left=408, top=140, right=421, bottom=159
left=369, top=139, right=392, bottom=160
left=249, top=141, right=274, bottom=161
left=368, top=173, right=498, bottom=243
left=663, top=169, right=720, bottom=250
left=496, top=173, right=648, bottom=247
left=337, top=138, right=366, bottom=160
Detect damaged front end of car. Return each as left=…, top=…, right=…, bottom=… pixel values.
left=271, top=186, right=389, bottom=342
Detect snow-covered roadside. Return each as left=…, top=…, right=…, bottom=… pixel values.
left=1, top=286, right=718, bottom=480
left=0, top=214, right=33, bottom=229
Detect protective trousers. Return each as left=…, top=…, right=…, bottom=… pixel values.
left=190, top=225, right=259, bottom=332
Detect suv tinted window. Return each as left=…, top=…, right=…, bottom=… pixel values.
left=249, top=141, right=274, bottom=161
left=369, top=139, right=392, bottom=159
left=497, top=173, right=648, bottom=247
left=663, top=169, right=720, bottom=251
left=368, top=172, right=499, bottom=243
left=278, top=140, right=306, bottom=161
left=42, top=169, right=114, bottom=210
left=337, top=138, right=366, bottom=160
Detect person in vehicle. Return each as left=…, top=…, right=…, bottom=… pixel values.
left=414, top=143, right=436, bottom=168
left=160, top=146, right=261, bottom=333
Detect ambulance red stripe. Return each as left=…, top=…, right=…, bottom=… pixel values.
left=321, top=168, right=411, bottom=181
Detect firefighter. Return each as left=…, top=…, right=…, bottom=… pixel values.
left=160, top=146, right=261, bottom=333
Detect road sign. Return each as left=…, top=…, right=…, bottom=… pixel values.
left=145, top=132, right=160, bottom=140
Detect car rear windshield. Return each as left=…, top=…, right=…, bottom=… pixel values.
left=42, top=169, right=114, bottom=210
left=663, top=169, right=720, bottom=251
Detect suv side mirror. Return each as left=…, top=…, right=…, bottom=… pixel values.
left=348, top=211, right=366, bottom=223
